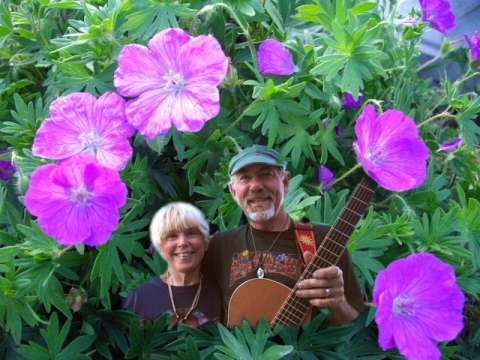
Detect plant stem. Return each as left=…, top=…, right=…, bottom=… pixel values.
left=214, top=3, right=262, bottom=82
left=332, top=163, right=362, bottom=186
left=418, top=111, right=456, bottom=128
left=56, top=245, right=74, bottom=258
left=222, top=101, right=257, bottom=135
left=417, top=54, right=442, bottom=73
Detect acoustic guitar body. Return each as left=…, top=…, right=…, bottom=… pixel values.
left=227, top=278, right=310, bottom=327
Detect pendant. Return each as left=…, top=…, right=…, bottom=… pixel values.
left=256, top=267, right=265, bottom=278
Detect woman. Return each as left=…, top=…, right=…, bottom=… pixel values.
left=123, top=202, right=221, bottom=327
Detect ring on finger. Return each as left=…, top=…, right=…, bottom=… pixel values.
left=325, top=288, right=332, bottom=298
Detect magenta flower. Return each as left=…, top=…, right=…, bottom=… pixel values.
left=32, top=92, right=134, bottom=171
left=464, top=32, right=480, bottom=61
left=438, top=137, right=462, bottom=152
left=373, top=253, right=464, bottom=360
left=318, top=165, right=335, bottom=192
left=114, top=28, right=229, bottom=139
left=0, top=150, right=15, bottom=181
left=419, top=0, right=456, bottom=34
left=342, top=92, right=364, bottom=109
left=24, top=156, right=128, bottom=246
left=353, top=105, right=429, bottom=192
left=258, top=39, right=297, bottom=76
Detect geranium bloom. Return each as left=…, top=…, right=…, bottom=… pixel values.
left=114, top=28, right=229, bottom=138
left=342, top=92, right=364, bottom=109
left=32, top=92, right=134, bottom=171
left=318, top=165, right=335, bottom=192
left=373, top=253, right=464, bottom=360
left=465, top=32, right=480, bottom=61
left=419, top=0, right=456, bottom=34
left=24, top=156, right=127, bottom=246
left=258, top=39, right=296, bottom=76
left=0, top=150, right=15, bottom=181
left=438, top=137, right=462, bottom=152
left=353, top=105, right=429, bottom=192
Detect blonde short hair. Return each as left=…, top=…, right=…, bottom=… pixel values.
left=150, top=202, right=210, bottom=252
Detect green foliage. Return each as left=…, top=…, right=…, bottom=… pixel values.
left=1, top=0, right=479, bottom=358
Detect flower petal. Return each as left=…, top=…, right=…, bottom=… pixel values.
left=180, top=34, right=229, bottom=85
left=114, top=44, right=166, bottom=97
left=125, top=88, right=173, bottom=138
left=148, top=27, right=191, bottom=73
left=94, top=92, right=134, bottom=138
left=258, top=39, right=296, bottom=76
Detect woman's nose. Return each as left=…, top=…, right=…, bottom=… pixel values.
left=177, top=233, right=189, bottom=245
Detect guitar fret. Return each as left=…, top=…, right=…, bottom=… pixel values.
left=320, top=245, right=338, bottom=259
left=358, top=183, right=375, bottom=194
left=344, top=207, right=362, bottom=217
left=283, top=301, right=307, bottom=318
left=277, top=308, right=303, bottom=323
left=352, top=195, right=369, bottom=206
left=337, top=217, right=356, bottom=229
left=331, top=227, right=350, bottom=239
left=323, top=237, right=345, bottom=250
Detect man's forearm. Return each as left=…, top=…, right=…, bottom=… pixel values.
left=327, top=301, right=360, bottom=326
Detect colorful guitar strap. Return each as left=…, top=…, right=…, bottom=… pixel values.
left=294, top=222, right=316, bottom=265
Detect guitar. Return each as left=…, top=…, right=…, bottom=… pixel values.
left=227, top=177, right=375, bottom=327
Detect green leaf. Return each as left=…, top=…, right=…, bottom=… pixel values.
left=335, top=0, right=346, bottom=25
left=260, top=345, right=294, bottom=360
left=58, top=335, right=95, bottom=360
left=351, top=2, right=376, bottom=15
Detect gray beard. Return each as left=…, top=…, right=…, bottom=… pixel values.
left=245, top=205, right=275, bottom=222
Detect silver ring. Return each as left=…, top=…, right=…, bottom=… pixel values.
left=325, top=288, right=332, bottom=298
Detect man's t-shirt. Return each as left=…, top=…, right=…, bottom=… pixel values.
left=123, top=276, right=222, bottom=327
left=203, top=222, right=365, bottom=323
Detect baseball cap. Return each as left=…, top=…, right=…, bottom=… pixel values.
left=228, top=145, right=287, bottom=176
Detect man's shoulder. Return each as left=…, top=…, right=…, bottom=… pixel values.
left=211, top=224, right=247, bottom=242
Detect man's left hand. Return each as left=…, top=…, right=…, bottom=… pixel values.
left=295, top=265, right=346, bottom=309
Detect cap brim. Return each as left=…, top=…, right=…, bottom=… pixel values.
left=230, top=155, right=285, bottom=175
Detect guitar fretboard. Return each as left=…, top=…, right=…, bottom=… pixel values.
left=272, top=177, right=375, bottom=326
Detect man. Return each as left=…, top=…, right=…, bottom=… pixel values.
left=204, top=145, right=364, bottom=326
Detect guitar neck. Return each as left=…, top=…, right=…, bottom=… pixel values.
left=272, top=177, right=375, bottom=327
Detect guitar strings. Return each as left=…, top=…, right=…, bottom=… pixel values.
left=273, top=181, right=374, bottom=325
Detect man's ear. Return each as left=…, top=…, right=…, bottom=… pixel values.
left=228, top=183, right=236, bottom=198
left=282, top=171, right=290, bottom=192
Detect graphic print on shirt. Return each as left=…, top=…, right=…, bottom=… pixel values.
left=229, top=250, right=303, bottom=286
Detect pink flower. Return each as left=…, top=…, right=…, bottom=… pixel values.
left=342, top=92, right=364, bottom=109
left=32, top=92, right=134, bottom=171
left=438, top=137, right=462, bottom=152
left=464, top=32, right=480, bottom=62
left=419, top=0, right=456, bottom=34
left=114, top=28, right=229, bottom=138
left=353, top=105, right=429, bottom=192
left=258, top=39, right=297, bottom=76
left=374, top=253, right=464, bottom=360
left=24, top=156, right=127, bottom=246
left=0, top=150, right=15, bottom=181
left=318, top=165, right=335, bottom=192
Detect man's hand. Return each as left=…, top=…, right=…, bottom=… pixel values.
left=296, top=265, right=346, bottom=308
left=295, top=252, right=359, bottom=325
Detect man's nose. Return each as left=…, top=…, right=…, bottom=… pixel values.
left=249, top=176, right=264, bottom=191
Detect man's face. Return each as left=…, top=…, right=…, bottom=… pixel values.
left=229, top=164, right=289, bottom=223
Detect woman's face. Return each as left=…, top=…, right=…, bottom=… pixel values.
left=160, top=227, right=207, bottom=276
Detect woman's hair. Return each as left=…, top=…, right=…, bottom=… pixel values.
left=150, top=202, right=210, bottom=252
